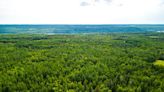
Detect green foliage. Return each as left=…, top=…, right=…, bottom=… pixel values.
left=0, top=33, right=164, bottom=91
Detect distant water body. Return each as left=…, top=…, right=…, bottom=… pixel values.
left=0, top=24, right=164, bottom=34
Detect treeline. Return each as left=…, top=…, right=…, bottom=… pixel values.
left=0, top=33, right=164, bottom=92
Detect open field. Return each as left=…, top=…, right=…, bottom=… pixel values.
left=154, top=60, right=164, bottom=67
left=0, top=32, right=164, bottom=91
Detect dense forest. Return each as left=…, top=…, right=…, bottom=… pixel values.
left=0, top=32, right=164, bottom=92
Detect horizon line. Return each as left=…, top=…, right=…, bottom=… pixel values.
left=0, top=24, right=164, bottom=25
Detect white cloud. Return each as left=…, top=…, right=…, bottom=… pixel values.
left=0, top=0, right=163, bottom=24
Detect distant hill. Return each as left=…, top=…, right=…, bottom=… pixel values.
left=0, top=24, right=164, bottom=34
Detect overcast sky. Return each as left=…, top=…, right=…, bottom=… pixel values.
left=0, top=0, right=164, bottom=24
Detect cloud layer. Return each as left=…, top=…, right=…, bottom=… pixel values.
left=0, top=0, right=164, bottom=24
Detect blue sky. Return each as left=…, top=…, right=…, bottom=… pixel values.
left=0, top=0, right=164, bottom=24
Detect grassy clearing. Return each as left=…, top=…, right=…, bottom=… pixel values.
left=154, top=60, right=164, bottom=67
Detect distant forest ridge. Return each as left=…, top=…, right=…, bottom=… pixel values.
left=0, top=24, right=164, bottom=34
